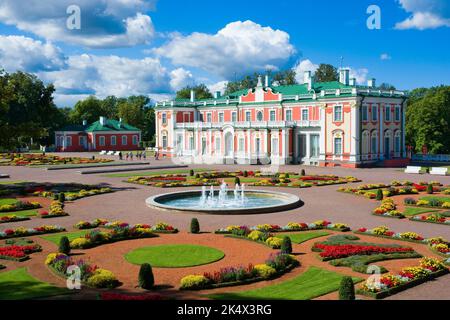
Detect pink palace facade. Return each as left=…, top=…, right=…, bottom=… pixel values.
left=154, top=70, right=409, bottom=168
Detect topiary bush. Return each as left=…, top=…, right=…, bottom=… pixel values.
left=301, top=169, right=306, bottom=176
left=426, top=184, right=433, bottom=194
left=339, top=276, right=355, bottom=300
left=234, top=177, right=241, bottom=186
left=243, top=170, right=248, bottom=177
left=189, top=169, right=194, bottom=177
left=58, top=236, right=71, bottom=255
left=190, top=218, right=200, bottom=234
left=138, top=263, right=154, bottom=290
left=280, top=236, right=292, bottom=254
left=58, top=192, right=66, bottom=203
left=376, top=189, right=384, bottom=201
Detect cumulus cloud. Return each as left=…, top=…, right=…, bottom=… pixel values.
left=208, top=81, right=228, bottom=95
left=395, top=0, right=450, bottom=30
left=349, top=68, right=369, bottom=84
left=40, top=54, right=172, bottom=99
left=169, top=68, right=193, bottom=91
left=380, top=53, right=392, bottom=60
left=0, top=0, right=156, bottom=48
left=0, top=35, right=66, bottom=72
left=154, top=20, right=296, bottom=79
left=292, top=59, right=319, bottom=83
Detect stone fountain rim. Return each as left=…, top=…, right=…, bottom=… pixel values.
left=145, top=189, right=303, bottom=215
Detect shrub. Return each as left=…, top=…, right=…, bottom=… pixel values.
left=189, top=169, right=194, bottom=176
left=180, top=275, right=210, bottom=290
left=248, top=230, right=265, bottom=241
left=190, top=218, right=200, bottom=234
left=281, top=236, right=292, bottom=254
left=376, top=189, right=384, bottom=201
left=58, top=193, right=66, bottom=202
left=339, top=276, right=355, bottom=300
left=138, top=263, right=154, bottom=290
left=58, top=236, right=71, bottom=255
left=301, top=169, right=306, bottom=176
left=234, top=177, right=241, bottom=186
left=243, top=170, right=248, bottom=177
left=86, top=269, right=119, bottom=288
left=265, top=237, right=283, bottom=248
left=70, top=238, right=91, bottom=249
left=426, top=184, right=433, bottom=194
left=254, top=264, right=276, bottom=279
left=404, top=198, right=416, bottom=205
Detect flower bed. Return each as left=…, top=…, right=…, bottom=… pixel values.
left=180, top=253, right=299, bottom=290
left=355, top=226, right=426, bottom=243
left=0, top=200, right=41, bottom=213
left=405, top=198, right=450, bottom=210
left=75, top=219, right=109, bottom=230
left=33, top=187, right=113, bottom=201
left=46, top=253, right=119, bottom=288
left=0, top=153, right=112, bottom=166
left=357, top=257, right=449, bottom=299
left=338, top=181, right=424, bottom=199
left=410, top=213, right=450, bottom=226
left=40, top=201, right=68, bottom=218
left=425, top=238, right=450, bottom=257
left=372, top=199, right=405, bottom=219
left=0, top=239, right=42, bottom=262
left=102, top=221, right=178, bottom=233
left=215, top=220, right=351, bottom=235
left=0, top=215, right=30, bottom=224
left=252, top=175, right=360, bottom=188
left=312, top=243, right=415, bottom=261
left=69, top=226, right=157, bottom=249
left=0, top=225, right=65, bottom=239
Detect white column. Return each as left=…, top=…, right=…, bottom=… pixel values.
left=402, top=102, right=406, bottom=158
left=350, top=103, right=360, bottom=162
left=379, top=104, right=384, bottom=160
left=319, top=106, right=326, bottom=161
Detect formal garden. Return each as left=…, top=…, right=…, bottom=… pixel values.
left=0, top=153, right=113, bottom=166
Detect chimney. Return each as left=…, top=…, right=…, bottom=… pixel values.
left=303, top=71, right=314, bottom=91
left=368, top=78, right=376, bottom=88
left=82, top=120, right=87, bottom=126
left=99, top=116, right=106, bottom=126
left=349, top=78, right=356, bottom=86
left=339, top=68, right=350, bottom=85
left=214, top=91, right=221, bottom=99
left=265, top=75, right=270, bottom=87
left=118, top=118, right=122, bottom=128
left=190, top=90, right=195, bottom=102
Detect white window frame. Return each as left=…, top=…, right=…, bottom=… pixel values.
left=162, top=113, right=167, bottom=125
left=111, top=135, right=117, bottom=146
left=334, top=136, right=342, bottom=155
left=121, top=135, right=127, bottom=146
left=215, top=137, right=221, bottom=153
left=218, top=112, right=224, bottom=123
left=256, top=110, right=263, bottom=122
left=238, top=137, right=245, bottom=152
left=302, top=109, right=309, bottom=121
left=132, top=135, right=138, bottom=145
left=99, top=136, right=105, bottom=147
left=245, top=111, right=251, bottom=122
left=66, top=136, right=72, bottom=147
left=371, top=105, right=378, bottom=121
left=395, top=106, right=401, bottom=122
left=385, top=105, right=391, bottom=121
left=333, top=105, right=343, bottom=122
left=231, top=111, right=237, bottom=122
left=269, top=110, right=276, bottom=122
left=362, top=105, right=368, bottom=121
left=206, top=113, right=212, bottom=123
left=285, top=109, right=292, bottom=121
left=162, top=135, right=168, bottom=148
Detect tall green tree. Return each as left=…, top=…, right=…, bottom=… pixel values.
left=406, top=86, right=450, bottom=154
left=176, top=84, right=213, bottom=100
left=314, top=64, right=338, bottom=82
left=379, top=83, right=396, bottom=90
left=70, top=96, right=104, bottom=124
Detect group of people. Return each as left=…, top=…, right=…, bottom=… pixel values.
left=118, top=151, right=147, bottom=161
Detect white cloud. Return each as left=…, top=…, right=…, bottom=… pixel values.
left=380, top=53, right=392, bottom=60
left=0, top=0, right=156, bottom=48
left=0, top=35, right=66, bottom=72
left=208, top=81, right=228, bottom=95
left=40, top=54, right=172, bottom=99
left=395, top=0, right=450, bottom=30
left=154, top=20, right=296, bottom=79
left=349, top=68, right=369, bottom=84
left=292, top=59, right=319, bottom=83
left=169, top=68, right=193, bottom=91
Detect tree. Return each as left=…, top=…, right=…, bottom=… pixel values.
left=58, top=236, right=71, bottom=255
left=70, top=96, right=104, bottom=125
left=376, top=189, right=384, bottom=201
left=176, top=84, right=213, bottom=100
left=190, top=218, right=200, bottom=234
left=281, top=236, right=292, bottom=254
left=379, top=83, right=396, bottom=91
left=314, top=64, right=338, bottom=82
left=271, top=70, right=297, bottom=86
left=138, top=263, right=154, bottom=289
left=406, top=86, right=450, bottom=154
left=339, top=276, right=355, bottom=300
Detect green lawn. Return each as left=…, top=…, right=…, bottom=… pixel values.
left=276, top=231, right=330, bottom=244
left=0, top=180, right=27, bottom=185
left=0, top=209, right=39, bottom=218
left=403, top=207, right=439, bottom=217
left=104, top=168, right=211, bottom=178
left=40, top=230, right=89, bottom=245
left=420, top=195, right=450, bottom=203
left=125, top=244, right=225, bottom=268
left=208, top=267, right=362, bottom=300
left=0, top=267, right=70, bottom=300
left=0, top=198, right=18, bottom=206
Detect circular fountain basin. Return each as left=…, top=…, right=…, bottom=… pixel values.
left=146, top=190, right=302, bottom=215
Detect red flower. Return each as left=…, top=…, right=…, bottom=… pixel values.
left=4, top=229, right=14, bottom=235
left=385, top=231, right=395, bottom=236
left=313, top=243, right=413, bottom=259
left=358, top=228, right=367, bottom=232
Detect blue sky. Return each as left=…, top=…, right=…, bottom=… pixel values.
left=0, top=0, right=449, bottom=107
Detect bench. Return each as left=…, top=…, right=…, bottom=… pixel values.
left=430, top=167, right=448, bottom=176
left=107, top=151, right=115, bottom=155
left=114, top=151, right=121, bottom=156
left=404, top=166, right=422, bottom=174
left=99, top=150, right=107, bottom=155
left=0, top=174, right=9, bottom=179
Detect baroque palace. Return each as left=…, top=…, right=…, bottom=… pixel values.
left=155, top=69, right=409, bottom=168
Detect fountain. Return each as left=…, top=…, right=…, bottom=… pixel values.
left=146, top=180, right=302, bottom=215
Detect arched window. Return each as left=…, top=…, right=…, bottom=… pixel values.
left=162, top=113, right=167, bottom=125
left=111, top=136, right=117, bottom=146
left=132, top=135, right=138, bottom=145
left=121, top=135, right=127, bottom=145
left=256, top=111, right=263, bottom=121
left=362, top=131, right=370, bottom=155
left=371, top=130, right=378, bottom=155
left=333, top=131, right=343, bottom=155
left=394, top=130, right=401, bottom=155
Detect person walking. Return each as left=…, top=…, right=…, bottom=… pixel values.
left=119, top=151, right=122, bottom=161
left=130, top=152, right=134, bottom=161
left=126, top=152, right=129, bottom=161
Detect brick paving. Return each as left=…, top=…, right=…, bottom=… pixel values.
left=0, top=153, right=449, bottom=300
